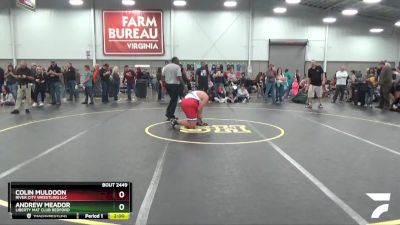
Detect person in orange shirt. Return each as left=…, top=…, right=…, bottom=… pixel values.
left=92, top=64, right=101, bottom=97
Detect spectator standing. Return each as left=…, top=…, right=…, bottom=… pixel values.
left=111, top=66, right=121, bottom=101
left=29, top=64, right=37, bottom=105
left=0, top=66, right=4, bottom=94
left=283, top=69, right=292, bottom=98
left=30, top=63, right=37, bottom=77
left=99, top=64, right=111, bottom=103
left=162, top=57, right=185, bottom=121
left=47, top=61, right=63, bottom=105
left=196, top=62, right=210, bottom=92
left=64, top=63, right=78, bottom=101
left=255, top=72, right=265, bottom=98
left=275, top=68, right=286, bottom=104
left=264, top=64, right=276, bottom=103
left=136, top=67, right=144, bottom=80
left=347, top=70, right=356, bottom=101
left=32, top=66, right=47, bottom=107
left=306, top=60, right=324, bottom=109
left=332, top=65, right=348, bottom=103
left=93, top=64, right=101, bottom=97
left=366, top=67, right=377, bottom=107
left=81, top=65, right=94, bottom=105
left=123, top=65, right=136, bottom=102
left=181, top=65, right=191, bottom=92
left=11, top=61, right=34, bottom=114
left=5, top=64, right=17, bottom=100
left=377, top=62, right=392, bottom=109
left=156, top=67, right=164, bottom=101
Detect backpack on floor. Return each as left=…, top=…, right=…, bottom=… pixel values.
left=291, top=92, right=307, bottom=104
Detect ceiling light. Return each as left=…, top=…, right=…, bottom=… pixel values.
left=370, top=28, right=384, bottom=33
left=173, top=0, right=186, bottom=6
left=273, top=7, right=287, bottom=14
left=323, top=17, right=337, bottom=23
left=395, top=21, right=400, bottom=27
left=224, top=1, right=237, bottom=7
left=363, top=0, right=382, bottom=3
left=122, top=0, right=135, bottom=6
left=69, top=0, right=83, bottom=6
left=286, top=0, right=301, bottom=4
left=342, top=9, right=358, bottom=16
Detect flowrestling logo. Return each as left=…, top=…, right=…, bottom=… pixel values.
left=366, top=193, right=391, bottom=219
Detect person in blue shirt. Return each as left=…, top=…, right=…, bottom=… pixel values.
left=283, top=69, right=293, bottom=99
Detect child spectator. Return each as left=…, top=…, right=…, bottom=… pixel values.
left=237, top=84, right=250, bottom=103
left=226, top=84, right=238, bottom=103
left=214, top=84, right=226, bottom=103
left=291, top=76, right=299, bottom=97
left=0, top=86, right=15, bottom=106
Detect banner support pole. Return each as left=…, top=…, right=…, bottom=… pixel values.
left=90, top=0, right=97, bottom=67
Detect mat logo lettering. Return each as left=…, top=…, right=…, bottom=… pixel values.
left=180, top=125, right=252, bottom=134
left=366, top=193, right=391, bottom=219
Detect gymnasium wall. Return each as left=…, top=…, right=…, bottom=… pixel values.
left=0, top=0, right=399, bottom=75
left=0, top=0, right=12, bottom=60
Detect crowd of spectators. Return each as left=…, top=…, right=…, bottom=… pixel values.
left=251, top=60, right=399, bottom=112
left=0, top=60, right=151, bottom=114
left=1, top=59, right=399, bottom=114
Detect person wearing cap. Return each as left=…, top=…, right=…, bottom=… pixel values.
left=99, top=64, right=111, bottom=103
left=47, top=61, right=63, bottom=105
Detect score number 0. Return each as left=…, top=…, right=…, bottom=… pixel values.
left=118, top=191, right=126, bottom=211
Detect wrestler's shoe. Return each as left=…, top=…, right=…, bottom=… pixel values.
left=171, top=118, right=179, bottom=129
left=196, top=119, right=208, bottom=126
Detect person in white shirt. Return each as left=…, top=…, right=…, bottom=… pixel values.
left=332, top=65, right=348, bottom=103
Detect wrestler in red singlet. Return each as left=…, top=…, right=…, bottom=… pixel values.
left=171, top=90, right=209, bottom=129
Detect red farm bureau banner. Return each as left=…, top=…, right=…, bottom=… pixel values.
left=103, top=11, right=164, bottom=56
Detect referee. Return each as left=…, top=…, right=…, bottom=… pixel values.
left=162, top=57, right=187, bottom=121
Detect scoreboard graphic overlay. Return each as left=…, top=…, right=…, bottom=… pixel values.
left=8, top=182, right=132, bottom=220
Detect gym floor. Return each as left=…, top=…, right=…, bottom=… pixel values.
left=0, top=98, right=399, bottom=225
